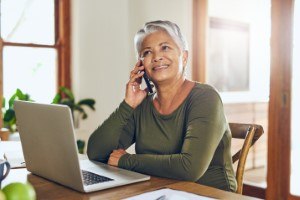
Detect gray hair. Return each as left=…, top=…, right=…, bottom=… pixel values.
left=134, top=20, right=188, bottom=58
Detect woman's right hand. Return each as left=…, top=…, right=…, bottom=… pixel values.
left=124, top=60, right=148, bottom=109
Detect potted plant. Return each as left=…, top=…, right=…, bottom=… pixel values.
left=52, top=86, right=96, bottom=153
left=2, top=89, right=33, bottom=134
left=52, top=87, right=96, bottom=127
left=1, top=89, right=33, bottom=141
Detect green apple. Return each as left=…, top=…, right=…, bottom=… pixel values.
left=2, top=182, right=36, bottom=200
left=0, top=190, right=6, bottom=200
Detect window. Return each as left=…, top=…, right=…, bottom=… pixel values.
left=207, top=0, right=271, bottom=103
left=208, top=18, right=250, bottom=92
left=0, top=0, right=70, bottom=105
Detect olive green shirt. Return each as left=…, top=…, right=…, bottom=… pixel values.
left=87, top=83, right=237, bottom=191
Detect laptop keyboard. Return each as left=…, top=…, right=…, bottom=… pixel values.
left=82, top=170, right=114, bottom=186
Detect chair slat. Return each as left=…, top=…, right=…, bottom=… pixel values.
left=229, top=123, right=264, bottom=194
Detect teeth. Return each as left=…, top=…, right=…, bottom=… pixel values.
left=153, top=65, right=168, bottom=70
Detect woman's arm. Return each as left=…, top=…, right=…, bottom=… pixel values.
left=88, top=60, right=149, bottom=162
left=118, top=89, right=226, bottom=181
left=87, top=101, right=136, bottom=162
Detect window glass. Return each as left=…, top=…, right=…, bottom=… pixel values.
left=208, top=18, right=249, bottom=92
left=208, top=0, right=270, bottom=103
left=0, top=0, right=55, bottom=44
left=3, top=47, right=57, bottom=103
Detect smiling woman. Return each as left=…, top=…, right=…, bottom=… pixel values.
left=87, top=20, right=237, bottom=192
left=138, top=31, right=188, bottom=86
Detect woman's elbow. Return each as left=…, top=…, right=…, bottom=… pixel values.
left=176, top=166, right=206, bottom=182
left=177, top=157, right=207, bottom=181
left=180, top=171, right=203, bottom=182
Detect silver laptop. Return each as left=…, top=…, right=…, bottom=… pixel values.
left=14, top=100, right=150, bottom=193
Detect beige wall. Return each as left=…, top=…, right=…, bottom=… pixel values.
left=71, top=0, right=193, bottom=134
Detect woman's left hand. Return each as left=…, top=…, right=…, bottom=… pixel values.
left=108, top=149, right=128, bottom=166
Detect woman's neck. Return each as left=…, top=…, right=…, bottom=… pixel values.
left=153, top=78, right=188, bottom=114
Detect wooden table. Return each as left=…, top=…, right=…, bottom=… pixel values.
left=0, top=142, right=260, bottom=200
left=0, top=168, right=261, bottom=200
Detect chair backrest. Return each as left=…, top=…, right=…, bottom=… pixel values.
left=229, top=123, right=264, bottom=194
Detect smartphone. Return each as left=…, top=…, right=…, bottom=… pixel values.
left=139, top=60, right=154, bottom=94
left=143, top=71, right=154, bottom=94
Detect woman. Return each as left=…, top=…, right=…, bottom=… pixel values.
left=87, top=20, right=237, bottom=192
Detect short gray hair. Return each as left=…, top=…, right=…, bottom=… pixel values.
left=134, top=20, right=188, bottom=58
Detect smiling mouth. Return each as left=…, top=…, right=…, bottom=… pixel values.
left=152, top=65, right=169, bottom=71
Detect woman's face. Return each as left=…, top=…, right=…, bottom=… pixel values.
left=140, top=31, right=188, bottom=84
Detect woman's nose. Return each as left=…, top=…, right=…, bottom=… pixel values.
left=153, top=52, right=163, bottom=62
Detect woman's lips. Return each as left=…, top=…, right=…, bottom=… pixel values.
left=152, top=65, right=169, bottom=71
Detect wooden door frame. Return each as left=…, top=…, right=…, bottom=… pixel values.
left=267, top=0, right=300, bottom=199
left=192, top=0, right=207, bottom=83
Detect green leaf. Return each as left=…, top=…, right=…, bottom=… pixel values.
left=52, top=94, right=61, bottom=104
left=74, top=105, right=84, bottom=112
left=23, top=94, right=31, bottom=101
left=51, top=87, right=96, bottom=122
left=16, top=88, right=25, bottom=99
left=82, top=112, right=88, bottom=119
left=2, top=97, right=6, bottom=108
left=3, top=108, right=15, bottom=122
left=73, top=105, right=87, bottom=119
left=59, top=87, right=74, bottom=101
left=8, top=94, right=17, bottom=108
left=2, top=89, right=33, bottom=132
left=77, top=139, right=85, bottom=154
left=78, top=99, right=96, bottom=110
left=61, top=98, right=73, bottom=104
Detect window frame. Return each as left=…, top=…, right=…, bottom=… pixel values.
left=267, top=0, right=300, bottom=199
left=0, top=0, right=71, bottom=127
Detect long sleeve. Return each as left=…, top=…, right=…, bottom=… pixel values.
left=118, top=88, right=226, bottom=181
left=87, top=100, right=136, bottom=162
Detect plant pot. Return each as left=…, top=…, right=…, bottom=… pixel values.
left=0, top=128, right=10, bottom=141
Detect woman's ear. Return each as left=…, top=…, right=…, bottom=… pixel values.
left=182, top=50, right=188, bottom=67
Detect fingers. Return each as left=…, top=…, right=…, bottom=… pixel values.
left=135, top=59, right=143, bottom=67
left=129, top=71, right=144, bottom=84
left=130, top=60, right=144, bottom=77
left=130, top=66, right=144, bottom=79
left=108, top=156, right=117, bottom=166
left=108, top=149, right=127, bottom=166
left=111, top=149, right=127, bottom=155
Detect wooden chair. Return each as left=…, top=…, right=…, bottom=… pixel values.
left=229, top=123, right=264, bottom=194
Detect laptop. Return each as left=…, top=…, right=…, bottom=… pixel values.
left=14, top=100, right=150, bottom=193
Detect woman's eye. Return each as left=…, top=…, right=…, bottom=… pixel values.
left=142, top=50, right=151, bottom=57
left=162, top=45, right=170, bottom=51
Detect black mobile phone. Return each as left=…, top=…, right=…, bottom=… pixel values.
left=139, top=60, right=154, bottom=94
left=143, top=71, right=154, bottom=94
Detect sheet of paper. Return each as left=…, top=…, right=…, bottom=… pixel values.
left=0, top=141, right=25, bottom=168
left=4, top=150, right=26, bottom=169
left=124, top=188, right=216, bottom=200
